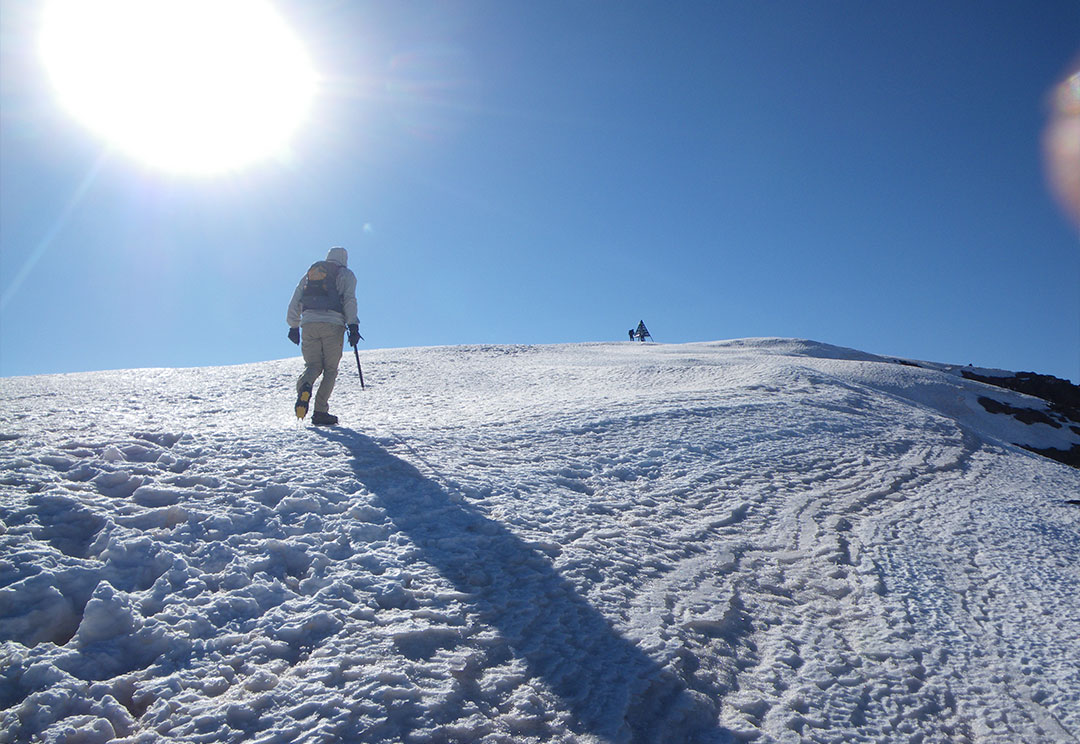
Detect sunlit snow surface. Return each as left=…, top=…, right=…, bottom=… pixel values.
left=1, top=339, right=1078, bottom=743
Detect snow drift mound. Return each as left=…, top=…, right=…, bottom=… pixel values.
left=1, top=339, right=1078, bottom=743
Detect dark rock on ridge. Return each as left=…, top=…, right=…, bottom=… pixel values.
left=963, top=370, right=1080, bottom=470
left=1020, top=443, right=1080, bottom=469
left=962, top=370, right=1080, bottom=424
left=976, top=396, right=1061, bottom=428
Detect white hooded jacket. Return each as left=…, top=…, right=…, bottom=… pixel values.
left=286, top=246, right=359, bottom=329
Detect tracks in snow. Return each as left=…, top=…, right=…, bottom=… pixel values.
left=4, top=347, right=1079, bottom=744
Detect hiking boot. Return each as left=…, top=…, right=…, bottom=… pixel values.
left=311, top=410, right=338, bottom=426
left=295, top=382, right=313, bottom=419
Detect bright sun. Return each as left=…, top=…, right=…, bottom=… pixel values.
left=40, top=0, right=317, bottom=175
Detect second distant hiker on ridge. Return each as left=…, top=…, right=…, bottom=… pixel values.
left=286, top=246, right=361, bottom=426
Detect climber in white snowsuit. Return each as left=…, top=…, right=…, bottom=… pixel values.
left=286, top=246, right=360, bottom=425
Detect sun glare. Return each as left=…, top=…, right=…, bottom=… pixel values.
left=40, top=0, right=317, bottom=175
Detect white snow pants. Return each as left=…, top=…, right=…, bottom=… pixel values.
left=297, top=322, right=344, bottom=413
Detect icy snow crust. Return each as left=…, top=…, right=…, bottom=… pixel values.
left=1, top=339, right=1078, bottom=743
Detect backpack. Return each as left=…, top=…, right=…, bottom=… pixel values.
left=299, top=260, right=344, bottom=313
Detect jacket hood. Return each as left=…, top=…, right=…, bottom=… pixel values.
left=326, top=246, right=348, bottom=267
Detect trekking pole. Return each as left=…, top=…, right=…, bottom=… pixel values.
left=352, top=332, right=365, bottom=389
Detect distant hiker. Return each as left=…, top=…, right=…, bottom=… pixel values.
left=635, top=320, right=651, bottom=342
left=629, top=329, right=635, bottom=341
left=286, top=246, right=360, bottom=426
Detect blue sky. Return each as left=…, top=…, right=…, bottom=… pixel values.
left=2, top=1, right=1078, bottom=382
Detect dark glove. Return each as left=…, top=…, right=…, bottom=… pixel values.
left=347, top=324, right=361, bottom=347
left=288, top=327, right=300, bottom=345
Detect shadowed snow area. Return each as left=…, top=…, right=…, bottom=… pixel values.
left=1, top=339, right=1078, bottom=743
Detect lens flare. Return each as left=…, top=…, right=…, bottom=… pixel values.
left=1043, top=62, right=1080, bottom=231
left=384, top=46, right=477, bottom=142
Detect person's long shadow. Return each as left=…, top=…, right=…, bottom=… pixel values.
left=315, top=427, right=728, bottom=743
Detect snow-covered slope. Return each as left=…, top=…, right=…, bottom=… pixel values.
left=2, top=339, right=1078, bottom=744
